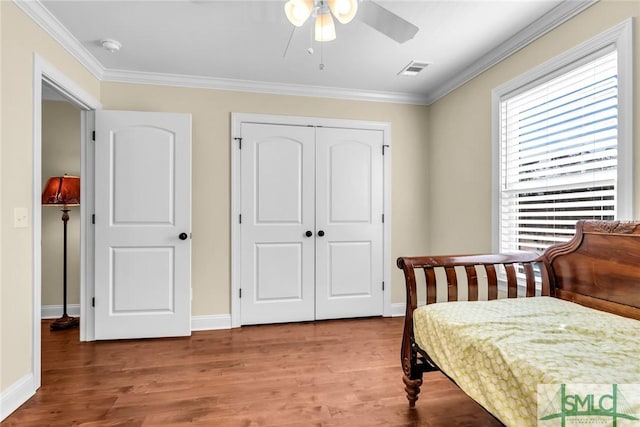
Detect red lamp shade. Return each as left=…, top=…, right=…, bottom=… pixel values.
left=42, top=175, right=80, bottom=206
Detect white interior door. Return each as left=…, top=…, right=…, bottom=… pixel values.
left=94, top=110, right=192, bottom=339
left=315, top=127, right=384, bottom=319
left=240, top=123, right=315, bottom=325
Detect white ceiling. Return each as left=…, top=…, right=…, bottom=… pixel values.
left=33, top=0, right=595, bottom=105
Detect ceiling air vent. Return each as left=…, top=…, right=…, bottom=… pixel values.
left=398, top=60, right=430, bottom=76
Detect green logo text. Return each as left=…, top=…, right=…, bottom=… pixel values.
left=539, top=384, right=639, bottom=427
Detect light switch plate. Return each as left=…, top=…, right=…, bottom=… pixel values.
left=14, top=208, right=28, bottom=228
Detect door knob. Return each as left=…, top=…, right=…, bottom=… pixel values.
left=305, top=230, right=313, bottom=237
left=318, top=230, right=325, bottom=237
left=179, top=232, right=189, bottom=240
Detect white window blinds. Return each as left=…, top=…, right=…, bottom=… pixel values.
left=499, top=50, right=618, bottom=253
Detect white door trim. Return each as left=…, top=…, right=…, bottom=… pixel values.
left=230, top=113, right=392, bottom=328
left=32, top=54, right=101, bottom=394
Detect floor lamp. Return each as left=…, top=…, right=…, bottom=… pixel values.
left=42, top=174, right=80, bottom=331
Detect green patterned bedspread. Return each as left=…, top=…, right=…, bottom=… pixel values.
left=413, top=296, right=640, bottom=426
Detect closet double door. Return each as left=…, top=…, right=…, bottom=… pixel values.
left=240, top=123, right=384, bottom=325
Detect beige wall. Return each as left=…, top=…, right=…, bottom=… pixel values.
left=100, top=84, right=431, bottom=315
left=428, top=0, right=640, bottom=254
left=41, top=100, right=81, bottom=307
left=1, top=1, right=99, bottom=391
left=0, top=0, right=4, bottom=399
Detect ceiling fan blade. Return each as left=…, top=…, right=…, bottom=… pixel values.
left=357, top=1, right=419, bottom=44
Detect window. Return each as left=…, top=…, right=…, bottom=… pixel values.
left=493, top=20, right=633, bottom=254
left=500, top=50, right=617, bottom=252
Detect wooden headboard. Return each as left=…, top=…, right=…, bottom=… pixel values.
left=545, top=220, right=640, bottom=320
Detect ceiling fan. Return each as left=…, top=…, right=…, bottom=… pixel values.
left=284, top=0, right=419, bottom=44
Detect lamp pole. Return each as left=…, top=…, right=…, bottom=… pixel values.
left=50, top=207, right=79, bottom=330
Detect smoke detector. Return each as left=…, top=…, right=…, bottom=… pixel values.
left=398, top=60, right=430, bottom=76
left=100, top=39, right=122, bottom=53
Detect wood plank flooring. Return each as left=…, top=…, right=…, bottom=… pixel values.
left=3, top=317, right=503, bottom=426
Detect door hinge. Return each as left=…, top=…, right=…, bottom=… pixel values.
left=239, top=288, right=242, bottom=298
left=92, top=297, right=95, bottom=307
left=234, top=137, right=242, bottom=149
left=92, top=214, right=95, bottom=224
left=382, top=213, right=385, bottom=223
left=382, top=144, right=389, bottom=155
left=382, top=281, right=385, bottom=291
left=92, top=131, right=95, bottom=141
left=239, top=214, right=242, bottom=224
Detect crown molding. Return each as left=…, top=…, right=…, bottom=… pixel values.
left=101, top=68, right=431, bottom=105
left=16, top=0, right=596, bottom=107
left=424, top=0, right=598, bottom=104
left=13, top=0, right=105, bottom=80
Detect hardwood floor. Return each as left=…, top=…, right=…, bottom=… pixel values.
left=3, top=317, right=503, bottom=426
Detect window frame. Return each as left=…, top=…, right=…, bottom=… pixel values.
left=491, top=19, right=634, bottom=253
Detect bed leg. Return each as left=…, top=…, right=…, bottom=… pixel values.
left=402, top=373, right=423, bottom=407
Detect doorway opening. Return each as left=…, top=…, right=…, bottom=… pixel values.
left=41, top=83, right=82, bottom=327
left=32, top=55, right=101, bottom=391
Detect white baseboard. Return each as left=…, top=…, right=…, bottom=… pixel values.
left=42, top=307, right=232, bottom=331
left=391, top=303, right=406, bottom=317
left=41, top=304, right=80, bottom=319
left=191, top=314, right=232, bottom=331
left=1, top=373, right=35, bottom=421
left=43, top=309, right=406, bottom=331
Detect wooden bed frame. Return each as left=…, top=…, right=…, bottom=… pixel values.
left=397, top=220, right=640, bottom=407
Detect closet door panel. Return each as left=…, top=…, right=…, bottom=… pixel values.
left=315, top=127, right=384, bottom=319
left=240, top=123, right=315, bottom=324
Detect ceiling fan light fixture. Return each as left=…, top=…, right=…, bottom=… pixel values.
left=284, top=0, right=314, bottom=27
left=315, top=11, right=336, bottom=42
left=328, top=0, right=358, bottom=24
